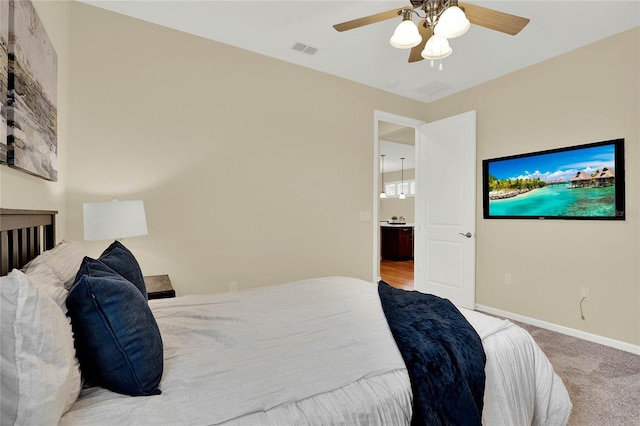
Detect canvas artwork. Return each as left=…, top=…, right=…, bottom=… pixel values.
left=7, top=0, right=57, bottom=181
left=0, top=1, right=8, bottom=163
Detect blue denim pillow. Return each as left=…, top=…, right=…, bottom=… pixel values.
left=98, top=241, right=147, bottom=299
left=67, top=261, right=163, bottom=396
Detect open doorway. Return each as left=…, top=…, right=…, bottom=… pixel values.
left=374, top=111, right=477, bottom=307
left=373, top=111, right=423, bottom=290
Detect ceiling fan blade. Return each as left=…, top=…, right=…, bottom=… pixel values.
left=408, top=20, right=430, bottom=63
left=459, top=2, right=530, bottom=35
left=333, top=8, right=407, bottom=32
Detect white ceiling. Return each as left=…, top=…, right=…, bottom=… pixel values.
left=380, top=139, right=415, bottom=172
left=379, top=121, right=415, bottom=172
left=80, top=1, right=640, bottom=104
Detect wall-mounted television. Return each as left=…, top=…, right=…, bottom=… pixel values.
left=482, top=138, right=625, bottom=220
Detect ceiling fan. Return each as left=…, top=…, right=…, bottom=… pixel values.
left=333, top=0, right=530, bottom=64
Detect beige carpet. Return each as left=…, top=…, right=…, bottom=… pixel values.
left=515, top=322, right=640, bottom=426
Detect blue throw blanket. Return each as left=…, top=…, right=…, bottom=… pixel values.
left=378, top=281, right=486, bottom=426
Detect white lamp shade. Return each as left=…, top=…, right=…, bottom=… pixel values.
left=434, top=6, right=470, bottom=39
left=83, top=200, right=148, bottom=241
left=399, top=193, right=406, bottom=200
left=380, top=192, right=387, bottom=199
left=390, top=19, right=422, bottom=49
left=421, top=35, right=453, bottom=59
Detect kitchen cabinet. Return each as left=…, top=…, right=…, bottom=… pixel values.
left=381, top=225, right=414, bottom=261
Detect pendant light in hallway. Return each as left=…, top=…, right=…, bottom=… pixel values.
left=399, top=157, right=406, bottom=199
left=380, top=154, right=387, bottom=199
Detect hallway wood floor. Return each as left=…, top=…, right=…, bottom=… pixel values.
left=380, top=259, right=414, bottom=290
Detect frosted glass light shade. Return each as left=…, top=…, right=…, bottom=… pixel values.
left=83, top=200, right=148, bottom=241
left=380, top=192, right=387, bottom=199
left=421, top=35, right=453, bottom=59
left=399, top=193, right=406, bottom=200
left=434, top=6, right=470, bottom=39
left=390, top=19, right=422, bottom=49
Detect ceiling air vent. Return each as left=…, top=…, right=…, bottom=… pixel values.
left=414, top=80, right=451, bottom=97
left=292, top=42, right=319, bottom=56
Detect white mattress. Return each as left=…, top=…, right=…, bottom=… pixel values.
left=60, top=277, right=571, bottom=425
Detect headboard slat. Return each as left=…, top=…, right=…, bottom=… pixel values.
left=27, top=226, right=39, bottom=264
left=1, top=232, right=9, bottom=276
left=20, top=228, right=28, bottom=269
left=0, top=209, right=57, bottom=275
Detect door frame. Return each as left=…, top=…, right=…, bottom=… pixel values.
left=372, top=110, right=424, bottom=282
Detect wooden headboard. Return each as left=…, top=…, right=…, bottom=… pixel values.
left=0, top=209, right=57, bottom=275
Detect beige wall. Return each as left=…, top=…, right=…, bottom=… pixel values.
left=424, top=28, right=640, bottom=346
left=380, top=169, right=415, bottom=223
left=5, top=2, right=637, bottom=346
left=65, top=3, right=426, bottom=294
left=0, top=1, right=70, bottom=239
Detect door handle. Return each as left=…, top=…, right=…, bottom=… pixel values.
left=459, top=232, right=472, bottom=238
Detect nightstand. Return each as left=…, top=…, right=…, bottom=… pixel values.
left=144, top=274, right=176, bottom=300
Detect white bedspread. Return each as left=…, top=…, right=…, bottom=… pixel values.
left=460, top=309, right=572, bottom=425
left=61, top=277, right=411, bottom=425
left=60, top=277, right=571, bottom=425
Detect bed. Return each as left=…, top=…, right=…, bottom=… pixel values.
left=1, top=209, right=572, bottom=425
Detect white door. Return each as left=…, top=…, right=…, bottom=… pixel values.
left=414, top=111, right=476, bottom=309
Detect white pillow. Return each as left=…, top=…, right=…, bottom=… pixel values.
left=22, top=240, right=86, bottom=309
left=0, top=270, right=82, bottom=426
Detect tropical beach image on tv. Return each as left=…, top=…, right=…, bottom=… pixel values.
left=482, top=139, right=625, bottom=220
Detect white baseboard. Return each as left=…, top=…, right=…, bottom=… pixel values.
left=475, top=304, right=640, bottom=355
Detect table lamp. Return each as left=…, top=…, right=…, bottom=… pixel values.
left=83, top=200, right=148, bottom=241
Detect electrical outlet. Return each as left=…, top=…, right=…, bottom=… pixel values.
left=229, top=282, right=237, bottom=292
left=504, top=274, right=512, bottom=285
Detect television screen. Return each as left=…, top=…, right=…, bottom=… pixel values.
left=482, top=139, right=625, bottom=220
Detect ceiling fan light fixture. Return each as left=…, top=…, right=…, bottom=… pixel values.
left=421, top=35, right=452, bottom=60
left=390, top=11, right=422, bottom=49
left=434, top=6, right=470, bottom=39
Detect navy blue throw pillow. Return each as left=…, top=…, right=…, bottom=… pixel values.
left=67, top=266, right=163, bottom=396
left=98, top=241, right=147, bottom=299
